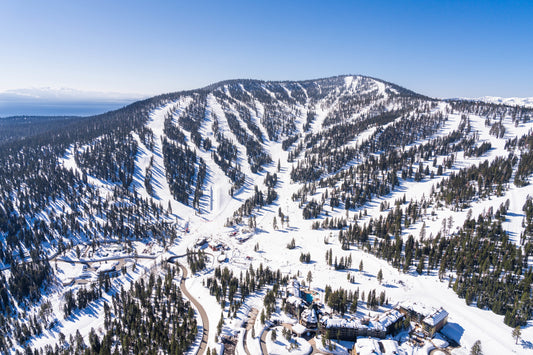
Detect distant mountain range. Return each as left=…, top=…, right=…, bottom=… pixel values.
left=471, top=96, right=533, bottom=108
left=0, top=87, right=145, bottom=117
left=0, top=87, right=143, bottom=101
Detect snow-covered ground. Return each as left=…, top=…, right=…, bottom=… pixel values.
left=473, top=96, right=533, bottom=108
left=28, top=251, right=163, bottom=352
left=265, top=326, right=312, bottom=355
left=162, top=92, right=533, bottom=354
left=9, top=79, right=533, bottom=354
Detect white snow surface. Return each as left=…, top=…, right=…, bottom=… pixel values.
left=265, top=326, right=312, bottom=355
left=162, top=91, right=533, bottom=354
left=10, top=78, right=533, bottom=354
left=474, top=96, right=533, bottom=108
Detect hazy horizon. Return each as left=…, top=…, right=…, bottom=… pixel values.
left=1, top=76, right=532, bottom=117
left=0, top=100, right=137, bottom=118
left=1, top=1, right=532, bottom=100
left=0, top=87, right=143, bottom=117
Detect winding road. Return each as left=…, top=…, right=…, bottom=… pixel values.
left=176, top=261, right=210, bottom=355
left=260, top=325, right=269, bottom=355
left=0, top=244, right=213, bottom=355
left=54, top=250, right=212, bottom=355
left=243, top=308, right=258, bottom=355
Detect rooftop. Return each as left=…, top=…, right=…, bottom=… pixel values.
left=321, top=309, right=403, bottom=332
left=355, top=338, right=381, bottom=355
left=286, top=295, right=304, bottom=307
left=423, top=308, right=449, bottom=327
left=400, top=301, right=439, bottom=317
left=292, top=323, right=307, bottom=335
left=302, top=308, right=317, bottom=324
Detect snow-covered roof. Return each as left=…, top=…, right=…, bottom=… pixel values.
left=96, top=261, right=118, bottom=273
left=432, top=336, right=449, bottom=349
left=423, top=308, right=448, bottom=327
left=355, top=338, right=380, bottom=355
left=286, top=295, right=303, bottom=306
left=302, top=308, right=317, bottom=324
left=322, top=316, right=366, bottom=330
left=286, top=279, right=301, bottom=297
left=78, top=271, right=95, bottom=279
left=400, top=301, right=438, bottom=317
left=291, top=280, right=301, bottom=289
left=400, top=302, right=448, bottom=327
left=375, top=309, right=404, bottom=329
left=292, top=323, right=307, bottom=335
left=322, top=309, right=402, bottom=332
left=380, top=339, right=399, bottom=354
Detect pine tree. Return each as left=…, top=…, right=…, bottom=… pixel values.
left=470, top=340, right=483, bottom=355
left=350, top=300, right=357, bottom=313
left=512, top=326, right=521, bottom=345
left=416, top=257, right=424, bottom=275
left=217, top=312, right=224, bottom=336
left=271, top=328, right=277, bottom=341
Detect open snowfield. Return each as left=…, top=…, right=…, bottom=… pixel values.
left=265, top=326, right=312, bottom=355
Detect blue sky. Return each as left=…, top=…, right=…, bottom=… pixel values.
left=1, top=0, right=532, bottom=98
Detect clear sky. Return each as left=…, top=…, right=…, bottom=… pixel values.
left=1, top=0, right=532, bottom=99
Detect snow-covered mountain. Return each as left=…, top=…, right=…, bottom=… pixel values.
left=472, top=96, right=533, bottom=108
left=1, top=75, right=533, bottom=354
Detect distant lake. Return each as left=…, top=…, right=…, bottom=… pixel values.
left=0, top=100, right=136, bottom=117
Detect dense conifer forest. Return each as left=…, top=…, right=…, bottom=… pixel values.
left=1, top=75, right=533, bottom=353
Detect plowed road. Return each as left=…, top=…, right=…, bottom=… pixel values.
left=177, top=262, right=209, bottom=355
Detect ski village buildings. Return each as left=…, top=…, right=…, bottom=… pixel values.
left=282, top=279, right=449, bottom=352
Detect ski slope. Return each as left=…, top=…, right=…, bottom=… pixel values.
left=10, top=78, right=533, bottom=354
